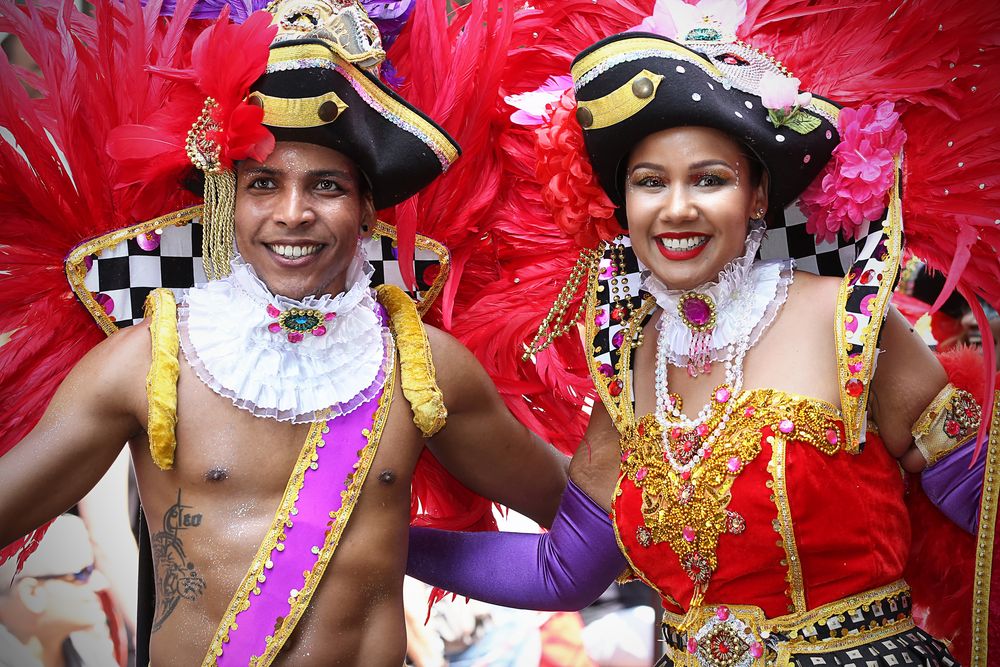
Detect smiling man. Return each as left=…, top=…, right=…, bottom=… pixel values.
left=0, top=2, right=567, bottom=665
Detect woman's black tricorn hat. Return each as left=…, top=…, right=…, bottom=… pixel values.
left=248, top=0, right=460, bottom=210
left=570, top=32, right=842, bottom=223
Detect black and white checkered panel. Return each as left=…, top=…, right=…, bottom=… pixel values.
left=362, top=233, right=442, bottom=299
left=80, top=221, right=442, bottom=332
left=82, top=222, right=206, bottom=329
left=591, top=236, right=649, bottom=402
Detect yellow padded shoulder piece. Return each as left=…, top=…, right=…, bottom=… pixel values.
left=375, top=284, right=447, bottom=438
left=143, top=288, right=180, bottom=470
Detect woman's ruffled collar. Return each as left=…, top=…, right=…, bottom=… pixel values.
left=641, top=225, right=794, bottom=368
left=178, top=245, right=392, bottom=423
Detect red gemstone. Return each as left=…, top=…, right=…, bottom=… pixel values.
left=845, top=378, right=864, bottom=397
left=608, top=380, right=623, bottom=397
left=682, top=296, right=713, bottom=327
left=611, top=306, right=626, bottom=322
left=945, top=420, right=961, bottom=437
left=637, top=423, right=645, bottom=437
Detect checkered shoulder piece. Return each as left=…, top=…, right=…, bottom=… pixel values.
left=65, top=208, right=451, bottom=335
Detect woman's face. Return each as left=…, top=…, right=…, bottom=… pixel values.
left=625, top=126, right=768, bottom=290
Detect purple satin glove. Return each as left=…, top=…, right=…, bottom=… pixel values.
left=407, top=479, right=627, bottom=611
left=921, top=437, right=985, bottom=534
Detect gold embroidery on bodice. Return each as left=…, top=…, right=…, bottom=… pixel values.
left=619, top=389, right=842, bottom=591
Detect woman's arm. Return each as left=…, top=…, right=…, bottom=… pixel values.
left=407, top=403, right=626, bottom=610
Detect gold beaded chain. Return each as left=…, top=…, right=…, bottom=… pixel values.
left=522, top=246, right=604, bottom=360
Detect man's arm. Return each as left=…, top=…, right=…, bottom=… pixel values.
left=0, top=323, right=148, bottom=547
left=423, top=326, right=569, bottom=527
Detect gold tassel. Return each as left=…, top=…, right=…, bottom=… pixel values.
left=522, top=246, right=604, bottom=361
left=202, top=169, right=237, bottom=280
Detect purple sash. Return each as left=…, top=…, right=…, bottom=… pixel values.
left=203, top=365, right=393, bottom=666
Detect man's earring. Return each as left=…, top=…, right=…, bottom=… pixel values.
left=752, top=208, right=766, bottom=220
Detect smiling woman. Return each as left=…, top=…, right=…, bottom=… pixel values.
left=624, top=126, right=767, bottom=291
left=234, top=142, right=375, bottom=301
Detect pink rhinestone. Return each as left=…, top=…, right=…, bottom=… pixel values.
left=312, top=326, right=327, bottom=337
left=681, top=470, right=691, bottom=480
left=750, top=642, right=764, bottom=658
left=744, top=406, right=755, bottom=417
left=778, top=419, right=794, bottom=434
left=826, top=428, right=839, bottom=445
left=687, top=638, right=698, bottom=654
left=695, top=424, right=709, bottom=437
left=682, top=526, right=696, bottom=542
left=287, top=331, right=304, bottom=343
left=727, top=456, right=741, bottom=472
left=324, top=312, right=336, bottom=321
left=671, top=427, right=683, bottom=440
left=621, top=449, right=632, bottom=463
left=716, top=605, right=730, bottom=621
left=715, top=387, right=731, bottom=403
left=268, top=322, right=282, bottom=333
left=682, top=296, right=713, bottom=327
left=703, top=447, right=712, bottom=459
left=635, top=467, right=648, bottom=481
left=266, top=304, right=281, bottom=318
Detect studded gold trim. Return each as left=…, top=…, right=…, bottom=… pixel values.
left=971, top=390, right=1000, bottom=667
left=662, top=580, right=912, bottom=666
left=249, top=90, right=349, bottom=128
left=65, top=207, right=202, bottom=337
left=576, top=70, right=664, bottom=130
left=912, top=384, right=981, bottom=466
left=768, top=436, right=807, bottom=613
left=836, top=166, right=903, bottom=452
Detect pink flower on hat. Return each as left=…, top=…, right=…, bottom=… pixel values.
left=800, top=101, right=906, bottom=242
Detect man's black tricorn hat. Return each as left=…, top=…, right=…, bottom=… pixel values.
left=249, top=0, right=460, bottom=210
left=570, top=32, right=842, bottom=223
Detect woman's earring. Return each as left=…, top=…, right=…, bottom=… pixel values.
left=752, top=208, right=766, bottom=220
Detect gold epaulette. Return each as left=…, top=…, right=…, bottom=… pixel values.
left=144, top=288, right=180, bottom=470
left=375, top=284, right=447, bottom=437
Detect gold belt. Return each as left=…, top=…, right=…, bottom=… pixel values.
left=660, top=580, right=914, bottom=667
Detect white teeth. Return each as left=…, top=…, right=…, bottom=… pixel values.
left=269, top=244, right=321, bottom=259
left=658, top=236, right=708, bottom=251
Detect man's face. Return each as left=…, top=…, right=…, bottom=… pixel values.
left=235, top=141, right=375, bottom=300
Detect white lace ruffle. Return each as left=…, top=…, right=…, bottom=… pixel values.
left=642, top=225, right=794, bottom=367
left=178, top=247, right=391, bottom=422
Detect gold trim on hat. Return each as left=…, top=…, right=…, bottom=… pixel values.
left=572, top=37, right=723, bottom=84
left=576, top=70, right=664, bottom=130
left=249, top=90, right=349, bottom=128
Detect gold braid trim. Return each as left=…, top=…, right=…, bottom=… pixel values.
left=202, top=170, right=237, bottom=281
left=375, top=284, right=446, bottom=437
left=143, top=289, right=180, bottom=471
left=971, top=390, right=1000, bottom=667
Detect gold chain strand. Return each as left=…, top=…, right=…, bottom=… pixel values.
left=522, top=247, right=603, bottom=360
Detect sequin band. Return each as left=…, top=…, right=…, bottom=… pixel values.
left=660, top=580, right=913, bottom=667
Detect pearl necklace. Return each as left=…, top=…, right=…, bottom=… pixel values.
left=650, top=234, right=793, bottom=473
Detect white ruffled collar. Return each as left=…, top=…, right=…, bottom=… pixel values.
left=178, top=245, right=392, bottom=423
left=641, top=225, right=794, bottom=369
